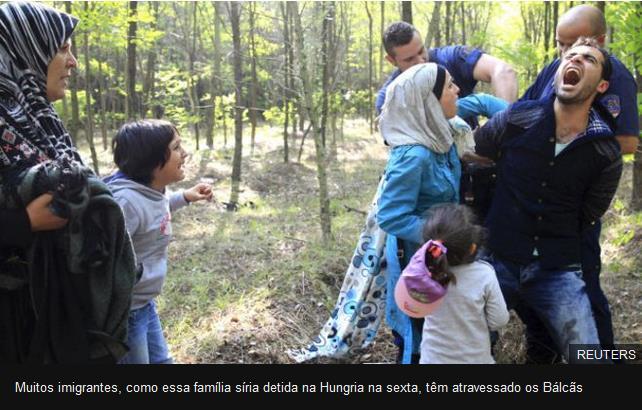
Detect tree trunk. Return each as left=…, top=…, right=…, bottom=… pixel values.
left=291, top=5, right=305, bottom=134
left=281, top=2, right=290, bottom=163
left=401, top=1, right=413, bottom=24
left=595, top=1, right=605, bottom=15
left=125, top=1, right=138, bottom=120
left=98, top=58, right=108, bottom=151
left=205, top=2, right=222, bottom=149
left=365, top=2, right=374, bottom=135
left=111, top=52, right=119, bottom=126
left=460, top=2, right=466, bottom=44
left=426, top=2, right=441, bottom=48
left=142, top=1, right=159, bottom=118
left=228, top=1, right=243, bottom=210
left=342, top=2, right=352, bottom=88
left=222, top=96, right=228, bottom=148
left=297, top=122, right=313, bottom=163
left=65, top=2, right=79, bottom=145
left=329, top=1, right=340, bottom=155
left=552, top=2, right=559, bottom=57
left=288, top=5, right=298, bottom=136
left=61, top=95, right=68, bottom=124
left=340, top=2, right=349, bottom=143
left=632, top=68, right=642, bottom=210
left=187, top=2, right=200, bottom=150
left=379, top=2, right=385, bottom=83
left=320, top=2, right=335, bottom=149
left=544, top=1, right=551, bottom=62
left=83, top=2, right=99, bottom=175
left=249, top=2, right=259, bottom=157
left=445, top=1, right=452, bottom=44
left=633, top=145, right=642, bottom=211
left=291, top=2, right=332, bottom=241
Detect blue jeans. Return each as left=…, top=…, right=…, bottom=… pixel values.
left=119, top=301, right=173, bottom=364
left=489, top=255, right=600, bottom=363
left=520, top=223, right=615, bottom=363
left=579, top=222, right=614, bottom=347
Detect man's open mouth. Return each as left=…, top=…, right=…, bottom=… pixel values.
left=563, top=67, right=581, bottom=85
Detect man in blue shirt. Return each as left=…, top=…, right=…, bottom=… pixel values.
left=475, top=38, right=623, bottom=363
left=375, top=21, right=517, bottom=124
left=522, top=5, right=639, bottom=154
left=518, top=5, right=639, bottom=363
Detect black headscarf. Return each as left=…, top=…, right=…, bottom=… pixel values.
left=433, top=64, right=446, bottom=100
left=0, top=1, right=81, bottom=173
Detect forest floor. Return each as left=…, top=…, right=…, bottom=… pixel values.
left=80, top=119, right=642, bottom=364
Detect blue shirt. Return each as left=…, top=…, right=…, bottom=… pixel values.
left=377, top=144, right=461, bottom=245
left=456, top=93, right=508, bottom=121
left=520, top=56, right=639, bottom=138
left=375, top=45, right=484, bottom=118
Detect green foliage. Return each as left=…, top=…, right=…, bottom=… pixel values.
left=343, top=89, right=370, bottom=118
left=263, top=104, right=287, bottom=127
left=613, top=198, right=626, bottom=213
left=607, top=3, right=642, bottom=73
left=613, top=229, right=635, bottom=247
left=489, top=3, right=549, bottom=88
left=55, top=0, right=642, bottom=155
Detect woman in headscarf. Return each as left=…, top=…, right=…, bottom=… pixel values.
left=377, top=62, right=462, bottom=364
left=0, top=2, right=135, bottom=364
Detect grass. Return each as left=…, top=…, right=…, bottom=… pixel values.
left=75, top=119, right=642, bottom=364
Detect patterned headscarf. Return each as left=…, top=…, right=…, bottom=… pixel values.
left=0, top=1, right=81, bottom=173
left=378, top=63, right=454, bottom=154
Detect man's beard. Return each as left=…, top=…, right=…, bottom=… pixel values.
left=556, top=91, right=594, bottom=105
left=555, top=79, right=600, bottom=106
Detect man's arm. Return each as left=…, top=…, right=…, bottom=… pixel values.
left=599, top=59, right=639, bottom=155
left=472, top=54, right=518, bottom=103
left=616, top=135, right=639, bottom=155
left=473, top=108, right=510, bottom=161
left=519, top=60, right=559, bottom=103
left=582, top=141, right=623, bottom=227
left=457, top=93, right=509, bottom=121
left=374, top=84, right=387, bottom=116
left=375, top=70, right=400, bottom=115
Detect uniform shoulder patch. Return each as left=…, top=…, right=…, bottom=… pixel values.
left=600, top=94, right=621, bottom=118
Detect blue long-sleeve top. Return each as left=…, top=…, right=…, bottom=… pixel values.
left=377, top=145, right=461, bottom=245
left=376, top=143, right=461, bottom=364
left=456, top=93, right=508, bottom=122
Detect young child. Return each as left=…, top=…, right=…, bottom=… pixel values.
left=395, top=203, right=509, bottom=364
left=106, top=119, right=213, bottom=364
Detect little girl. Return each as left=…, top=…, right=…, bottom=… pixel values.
left=106, top=119, right=213, bottom=364
left=395, top=203, right=509, bottom=364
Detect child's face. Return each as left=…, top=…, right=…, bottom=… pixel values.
left=152, top=132, right=188, bottom=188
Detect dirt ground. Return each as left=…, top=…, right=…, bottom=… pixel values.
left=83, top=120, right=642, bottom=364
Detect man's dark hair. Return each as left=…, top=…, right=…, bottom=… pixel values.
left=383, top=21, right=418, bottom=56
left=112, top=119, right=178, bottom=185
left=570, top=36, right=612, bottom=82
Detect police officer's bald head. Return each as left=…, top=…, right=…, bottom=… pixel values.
left=556, top=5, right=607, bottom=57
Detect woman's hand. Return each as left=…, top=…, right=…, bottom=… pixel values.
left=183, top=183, right=214, bottom=203
left=26, top=193, right=68, bottom=231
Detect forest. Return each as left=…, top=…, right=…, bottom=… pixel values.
left=45, top=0, right=642, bottom=363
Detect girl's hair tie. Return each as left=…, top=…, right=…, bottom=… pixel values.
left=426, top=239, right=447, bottom=259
